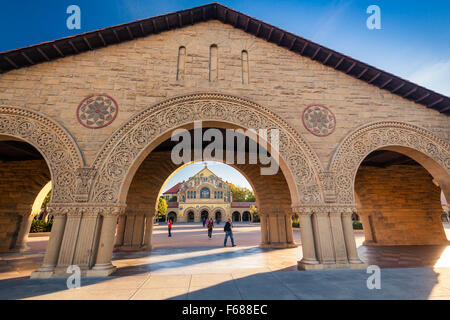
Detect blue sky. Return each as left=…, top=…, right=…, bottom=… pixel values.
left=1, top=0, right=449, bottom=95
left=1, top=1, right=449, bottom=190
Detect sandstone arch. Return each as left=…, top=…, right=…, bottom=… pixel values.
left=0, top=106, right=84, bottom=203
left=330, top=121, right=450, bottom=205
left=89, top=93, right=324, bottom=206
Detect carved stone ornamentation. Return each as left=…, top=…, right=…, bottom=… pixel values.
left=74, top=168, right=97, bottom=202
left=0, top=106, right=84, bottom=202
left=90, top=93, right=324, bottom=204
left=77, top=94, right=118, bottom=129
left=302, top=105, right=336, bottom=137
left=330, top=121, right=450, bottom=204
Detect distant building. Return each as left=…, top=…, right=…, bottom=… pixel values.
left=162, top=164, right=255, bottom=222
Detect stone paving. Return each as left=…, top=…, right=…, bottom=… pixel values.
left=0, top=222, right=450, bottom=300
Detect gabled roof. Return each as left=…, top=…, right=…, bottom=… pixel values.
left=0, top=3, right=448, bottom=114
left=163, top=182, right=182, bottom=194
left=193, top=164, right=217, bottom=179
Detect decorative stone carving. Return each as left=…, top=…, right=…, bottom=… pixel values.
left=76, top=94, right=118, bottom=129
left=330, top=121, right=450, bottom=204
left=90, top=93, right=324, bottom=204
left=0, top=106, right=84, bottom=202
left=74, top=168, right=97, bottom=202
left=302, top=105, right=336, bottom=137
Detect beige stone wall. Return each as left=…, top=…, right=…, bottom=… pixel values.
left=0, top=160, right=50, bottom=252
left=355, top=164, right=448, bottom=246
left=0, top=20, right=448, bottom=170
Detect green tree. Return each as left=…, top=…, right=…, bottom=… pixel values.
left=229, top=183, right=256, bottom=202
left=250, top=205, right=259, bottom=222
left=157, top=197, right=168, bottom=219
left=167, top=195, right=177, bottom=202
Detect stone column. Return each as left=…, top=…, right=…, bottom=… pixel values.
left=284, top=212, right=294, bottom=244
left=56, top=208, right=83, bottom=268
left=259, top=214, right=269, bottom=245
left=89, top=206, right=124, bottom=276
left=341, top=207, right=364, bottom=264
left=30, top=207, right=68, bottom=278
left=312, top=208, right=336, bottom=264
left=13, top=211, right=34, bottom=251
left=72, top=207, right=102, bottom=268
left=114, top=215, right=126, bottom=247
left=143, top=213, right=155, bottom=250
left=329, top=209, right=349, bottom=264
left=293, top=206, right=319, bottom=268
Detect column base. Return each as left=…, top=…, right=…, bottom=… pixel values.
left=298, top=260, right=368, bottom=270
left=9, top=244, right=30, bottom=253
left=259, top=242, right=298, bottom=249
left=30, top=265, right=56, bottom=279
left=86, top=264, right=117, bottom=277
left=115, top=245, right=147, bottom=251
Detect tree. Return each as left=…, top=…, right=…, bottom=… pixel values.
left=250, top=205, right=259, bottom=222
left=229, top=183, right=255, bottom=202
left=167, top=195, right=177, bottom=202
left=157, top=197, right=168, bottom=220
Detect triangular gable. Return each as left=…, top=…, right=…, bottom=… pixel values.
left=0, top=3, right=448, bottom=114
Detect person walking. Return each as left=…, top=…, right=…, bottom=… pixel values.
left=223, top=218, right=236, bottom=247
left=207, top=219, right=214, bottom=239
left=168, top=219, right=173, bottom=237
left=202, top=217, right=206, bottom=227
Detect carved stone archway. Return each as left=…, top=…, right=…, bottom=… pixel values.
left=89, top=93, right=323, bottom=206
left=0, top=106, right=85, bottom=202
left=330, top=121, right=450, bottom=204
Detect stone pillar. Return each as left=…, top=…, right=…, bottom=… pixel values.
left=312, top=208, right=336, bottom=264
left=89, top=206, right=124, bottom=276
left=284, top=212, right=294, bottom=244
left=143, top=214, right=155, bottom=250
left=114, top=215, right=126, bottom=247
left=72, top=208, right=102, bottom=268
left=56, top=208, right=83, bottom=268
left=30, top=207, right=68, bottom=278
left=259, top=214, right=269, bottom=245
left=329, top=209, right=349, bottom=264
left=13, top=212, right=34, bottom=251
left=342, top=207, right=365, bottom=264
left=293, top=206, right=319, bottom=268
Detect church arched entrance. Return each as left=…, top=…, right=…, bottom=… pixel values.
left=201, top=210, right=209, bottom=221
left=232, top=211, right=241, bottom=222
left=167, top=211, right=177, bottom=222
left=242, top=211, right=251, bottom=222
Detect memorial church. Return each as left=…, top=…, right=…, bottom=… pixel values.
left=162, top=164, right=255, bottom=223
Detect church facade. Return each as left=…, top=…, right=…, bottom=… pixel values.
left=162, top=165, right=254, bottom=223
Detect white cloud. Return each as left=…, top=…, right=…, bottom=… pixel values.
left=408, top=60, right=450, bottom=96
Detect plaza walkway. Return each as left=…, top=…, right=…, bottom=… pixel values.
left=0, top=222, right=450, bottom=299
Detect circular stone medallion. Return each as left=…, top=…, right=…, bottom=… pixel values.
left=302, top=105, right=336, bottom=137
left=77, top=94, right=118, bottom=129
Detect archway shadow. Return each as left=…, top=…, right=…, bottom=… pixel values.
left=168, top=267, right=445, bottom=300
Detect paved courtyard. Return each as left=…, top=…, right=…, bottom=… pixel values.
left=0, top=222, right=450, bottom=299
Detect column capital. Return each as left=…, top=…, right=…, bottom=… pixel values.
left=292, top=204, right=357, bottom=217
left=46, top=203, right=127, bottom=217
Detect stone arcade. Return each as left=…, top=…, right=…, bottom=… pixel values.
left=0, top=3, right=448, bottom=278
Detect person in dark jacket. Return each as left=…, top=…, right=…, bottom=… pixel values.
left=207, top=219, right=214, bottom=239
left=223, top=218, right=236, bottom=247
